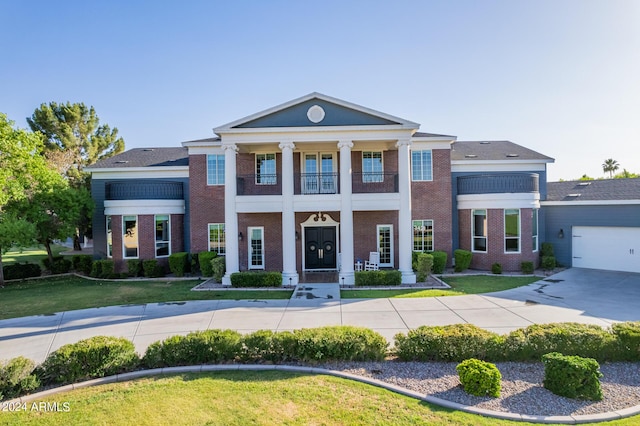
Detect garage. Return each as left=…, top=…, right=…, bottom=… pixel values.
left=572, top=226, right=640, bottom=273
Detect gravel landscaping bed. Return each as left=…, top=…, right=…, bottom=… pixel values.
left=317, top=361, right=640, bottom=417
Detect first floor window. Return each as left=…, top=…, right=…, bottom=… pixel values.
left=377, top=225, right=393, bottom=267
left=413, top=220, right=433, bottom=252
left=505, top=209, right=521, bottom=253
left=472, top=209, right=487, bottom=252
left=207, top=154, right=225, bottom=185
left=209, top=223, right=226, bottom=255
left=256, top=153, right=276, bottom=185
left=248, top=227, right=265, bottom=269
left=106, top=216, right=113, bottom=258
left=532, top=208, right=539, bottom=252
left=155, top=215, right=170, bottom=257
left=123, top=215, right=138, bottom=258
left=411, top=150, right=433, bottom=181
left=362, top=151, right=383, bottom=182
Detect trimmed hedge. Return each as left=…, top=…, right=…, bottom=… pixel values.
left=292, top=326, right=388, bottom=362
left=541, top=256, right=556, bottom=271
left=542, top=352, right=603, bottom=400
left=198, top=251, right=217, bottom=277
left=457, top=358, right=501, bottom=397
left=240, top=330, right=297, bottom=363
left=415, top=253, right=433, bottom=282
left=612, top=321, right=640, bottom=361
left=2, top=263, right=41, bottom=280
left=521, top=261, right=534, bottom=274
left=354, top=270, right=401, bottom=286
left=431, top=251, right=448, bottom=274
left=394, top=324, right=503, bottom=362
left=90, top=259, right=116, bottom=279
left=38, top=336, right=140, bottom=385
left=143, top=259, right=164, bottom=278
left=491, top=263, right=502, bottom=274
left=0, top=357, right=40, bottom=400
left=454, top=249, right=472, bottom=272
left=168, top=252, right=189, bottom=277
left=211, top=256, right=226, bottom=283
left=127, top=259, right=143, bottom=277
left=42, top=256, right=72, bottom=274
left=230, top=271, right=282, bottom=287
left=71, top=255, right=93, bottom=275
left=541, top=242, right=554, bottom=257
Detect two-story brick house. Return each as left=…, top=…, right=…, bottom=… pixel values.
left=88, top=93, right=554, bottom=284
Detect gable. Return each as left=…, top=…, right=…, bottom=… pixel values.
left=234, top=98, right=401, bottom=128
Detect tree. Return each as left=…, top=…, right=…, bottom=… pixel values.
left=0, top=114, right=62, bottom=286
left=614, top=169, right=639, bottom=179
left=27, top=102, right=125, bottom=249
left=602, top=159, right=620, bottom=178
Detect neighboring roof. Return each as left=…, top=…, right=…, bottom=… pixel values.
left=87, top=148, right=189, bottom=169
left=546, top=178, right=640, bottom=202
left=413, top=131, right=456, bottom=138
left=451, top=141, right=554, bottom=162
left=214, top=92, right=420, bottom=132
left=181, top=137, right=221, bottom=145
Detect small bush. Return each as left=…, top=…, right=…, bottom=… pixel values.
left=240, top=330, right=297, bottom=363
left=542, top=352, right=603, bottom=400
left=491, top=263, right=502, bottom=274
left=431, top=251, right=448, bottom=274
left=43, top=256, right=72, bottom=274
left=354, top=270, right=401, bottom=286
left=143, top=259, right=164, bottom=278
left=612, top=322, right=640, bottom=361
left=541, top=242, right=554, bottom=257
left=456, top=358, right=501, bottom=397
left=541, top=256, right=556, bottom=271
left=168, top=252, right=189, bottom=277
left=71, top=255, right=94, bottom=275
left=521, top=261, right=534, bottom=274
left=39, top=336, right=139, bottom=385
left=127, top=259, right=143, bottom=277
left=394, top=324, right=504, bottom=362
left=198, top=251, right=217, bottom=277
left=504, top=323, right=616, bottom=361
left=211, top=256, right=226, bottom=283
left=230, top=271, right=282, bottom=288
left=2, top=263, right=41, bottom=280
left=0, top=357, right=40, bottom=400
left=293, top=326, right=388, bottom=362
left=142, top=329, right=242, bottom=368
left=90, top=260, right=116, bottom=279
left=415, top=253, right=434, bottom=282
left=454, top=249, right=472, bottom=272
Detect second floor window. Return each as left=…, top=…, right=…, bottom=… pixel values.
left=362, top=151, right=383, bottom=182
left=256, top=153, right=277, bottom=185
left=207, top=154, right=225, bottom=185
left=411, top=150, right=433, bottom=181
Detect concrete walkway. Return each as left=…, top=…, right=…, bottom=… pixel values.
left=1, top=268, right=639, bottom=364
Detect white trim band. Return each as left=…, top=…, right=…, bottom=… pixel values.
left=457, top=193, right=540, bottom=210
left=104, top=200, right=185, bottom=215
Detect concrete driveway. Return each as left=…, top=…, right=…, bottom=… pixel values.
left=0, top=268, right=638, bottom=364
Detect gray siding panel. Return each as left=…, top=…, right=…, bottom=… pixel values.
left=543, top=204, right=640, bottom=267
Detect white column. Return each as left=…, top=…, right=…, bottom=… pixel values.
left=222, top=143, right=239, bottom=285
left=397, top=138, right=417, bottom=283
left=279, top=141, right=298, bottom=286
left=338, top=140, right=355, bottom=285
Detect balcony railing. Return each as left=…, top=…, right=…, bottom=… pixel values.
left=105, top=181, right=184, bottom=200
left=237, top=174, right=282, bottom=195
left=457, top=173, right=539, bottom=195
left=295, top=173, right=339, bottom=194
left=352, top=172, right=398, bottom=193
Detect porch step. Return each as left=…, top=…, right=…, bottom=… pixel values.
left=290, top=284, right=340, bottom=302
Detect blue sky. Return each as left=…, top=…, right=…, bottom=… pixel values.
left=2, top=0, right=638, bottom=181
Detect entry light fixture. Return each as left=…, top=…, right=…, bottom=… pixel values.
left=238, top=232, right=243, bottom=241
left=558, top=229, right=564, bottom=239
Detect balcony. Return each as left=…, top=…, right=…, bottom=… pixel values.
left=237, top=174, right=282, bottom=196
left=457, top=173, right=539, bottom=195
left=105, top=181, right=184, bottom=200
left=295, top=173, right=339, bottom=194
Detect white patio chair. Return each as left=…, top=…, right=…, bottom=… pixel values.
left=364, top=251, right=380, bottom=271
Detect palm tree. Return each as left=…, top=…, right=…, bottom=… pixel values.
left=602, top=159, right=620, bottom=178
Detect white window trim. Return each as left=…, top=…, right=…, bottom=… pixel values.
left=532, top=208, right=539, bottom=252
left=471, top=209, right=488, bottom=253
left=411, top=149, right=433, bottom=182
left=123, top=215, right=139, bottom=259
left=504, top=209, right=521, bottom=254
left=155, top=215, right=171, bottom=258
left=207, top=154, right=225, bottom=186
left=208, top=223, right=226, bottom=255
left=248, top=226, right=265, bottom=270
left=255, top=153, right=277, bottom=185
left=412, top=219, right=434, bottom=252
left=376, top=224, right=394, bottom=268
left=106, top=216, right=113, bottom=258
left=362, top=151, right=384, bottom=183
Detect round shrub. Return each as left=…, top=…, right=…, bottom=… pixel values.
left=521, top=261, right=534, bottom=275
left=0, top=356, right=40, bottom=400
left=491, top=263, right=502, bottom=274
left=542, top=352, right=603, bottom=401
left=456, top=358, right=501, bottom=398
left=431, top=251, right=448, bottom=274
left=198, top=251, right=217, bottom=277
left=454, top=249, right=472, bottom=272
left=293, top=326, right=388, bottom=362
left=72, top=255, right=94, bottom=275
left=394, top=324, right=504, bottom=362
left=39, top=336, right=139, bottom=385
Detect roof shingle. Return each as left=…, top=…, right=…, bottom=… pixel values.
left=546, top=178, right=640, bottom=201
left=87, top=148, right=189, bottom=169
left=451, top=141, right=553, bottom=161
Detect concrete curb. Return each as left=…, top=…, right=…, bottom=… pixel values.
left=4, top=365, right=639, bottom=424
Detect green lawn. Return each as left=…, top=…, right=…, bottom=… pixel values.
left=4, top=371, right=637, bottom=426
left=2, top=245, right=68, bottom=266
left=0, top=276, right=292, bottom=320
left=341, top=275, right=541, bottom=299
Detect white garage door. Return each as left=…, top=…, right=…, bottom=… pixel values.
left=572, top=226, right=640, bottom=273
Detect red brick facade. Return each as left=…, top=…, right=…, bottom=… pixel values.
left=189, top=154, right=226, bottom=253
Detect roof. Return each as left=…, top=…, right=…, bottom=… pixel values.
left=413, top=131, right=456, bottom=139
left=546, top=178, right=640, bottom=202
left=87, top=148, right=189, bottom=169
left=451, top=141, right=554, bottom=162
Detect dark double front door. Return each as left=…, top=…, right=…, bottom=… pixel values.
left=304, top=226, right=336, bottom=270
